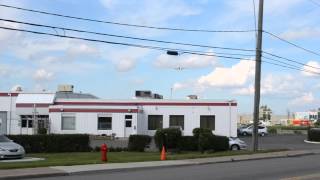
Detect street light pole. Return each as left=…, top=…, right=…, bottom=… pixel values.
left=252, top=0, right=264, bottom=152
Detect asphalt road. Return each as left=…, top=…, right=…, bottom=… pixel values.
left=28, top=154, right=320, bottom=180
left=240, top=134, right=320, bottom=150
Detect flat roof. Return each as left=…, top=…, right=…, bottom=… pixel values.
left=16, top=93, right=55, bottom=104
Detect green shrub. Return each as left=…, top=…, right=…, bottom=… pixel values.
left=267, top=126, right=277, bottom=134
left=192, top=128, right=213, bottom=139
left=8, top=134, right=91, bottom=153
left=281, top=126, right=309, bottom=130
left=308, top=128, right=320, bottom=142
left=210, top=135, right=229, bottom=151
left=154, top=128, right=182, bottom=151
left=178, top=136, right=198, bottom=151
left=38, top=128, right=47, bottom=135
left=192, top=128, right=213, bottom=152
left=314, top=121, right=320, bottom=127
left=128, top=135, right=151, bottom=152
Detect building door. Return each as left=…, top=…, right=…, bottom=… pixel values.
left=124, top=115, right=133, bottom=137
left=0, top=112, right=7, bottom=134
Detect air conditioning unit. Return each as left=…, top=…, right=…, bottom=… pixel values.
left=135, top=90, right=152, bottom=98
left=58, top=85, right=74, bottom=92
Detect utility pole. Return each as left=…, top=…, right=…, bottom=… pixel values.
left=252, top=0, right=264, bottom=152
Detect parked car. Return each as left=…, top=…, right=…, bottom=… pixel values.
left=0, top=135, right=25, bottom=159
left=229, top=137, right=247, bottom=150
left=239, top=125, right=268, bottom=136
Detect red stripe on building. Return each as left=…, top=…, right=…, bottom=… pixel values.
left=49, top=108, right=139, bottom=113
left=55, top=102, right=237, bottom=106
left=0, top=93, right=19, bottom=97
left=16, top=103, right=51, bottom=108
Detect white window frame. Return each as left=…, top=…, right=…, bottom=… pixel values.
left=61, top=114, right=76, bottom=130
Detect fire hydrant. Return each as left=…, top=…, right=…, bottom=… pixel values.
left=101, top=143, right=108, bottom=162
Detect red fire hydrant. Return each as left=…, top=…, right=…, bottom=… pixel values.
left=101, top=143, right=108, bottom=162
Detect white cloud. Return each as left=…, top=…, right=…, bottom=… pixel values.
left=154, top=53, right=217, bottom=69
left=0, top=65, right=9, bottom=77
left=103, top=47, right=149, bottom=72
left=280, top=28, right=320, bottom=40
left=15, top=39, right=99, bottom=60
left=116, top=59, right=136, bottom=72
left=289, top=92, right=316, bottom=106
left=33, top=69, right=54, bottom=81
left=99, top=0, right=201, bottom=36
left=302, top=61, right=320, bottom=77
left=233, top=74, right=303, bottom=96
left=197, top=60, right=255, bottom=88
left=100, top=0, right=119, bottom=9
left=66, top=43, right=99, bottom=58
left=172, top=82, right=190, bottom=91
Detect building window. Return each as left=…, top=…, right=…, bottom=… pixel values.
left=20, top=115, right=33, bottom=128
left=200, top=115, right=215, bottom=130
left=148, top=115, right=163, bottom=130
left=98, top=117, right=112, bottom=130
left=125, top=115, right=132, bottom=119
left=61, top=116, right=76, bottom=130
left=169, top=115, right=184, bottom=130
left=125, top=120, right=132, bottom=127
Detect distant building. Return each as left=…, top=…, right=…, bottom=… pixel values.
left=292, top=111, right=319, bottom=126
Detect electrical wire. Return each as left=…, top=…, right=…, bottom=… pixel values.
left=263, top=30, right=320, bottom=57
left=0, top=18, right=256, bottom=54
left=263, top=51, right=320, bottom=70
left=308, top=0, right=320, bottom=7
left=262, top=56, right=320, bottom=75
left=0, top=25, right=319, bottom=76
left=262, top=58, right=320, bottom=75
left=0, top=26, right=254, bottom=61
left=0, top=4, right=255, bottom=33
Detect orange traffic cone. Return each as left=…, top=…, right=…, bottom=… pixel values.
left=161, top=146, right=166, bottom=160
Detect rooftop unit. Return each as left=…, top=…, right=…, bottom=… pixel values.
left=57, top=85, right=74, bottom=92
left=135, top=90, right=163, bottom=99
left=187, top=95, right=198, bottom=100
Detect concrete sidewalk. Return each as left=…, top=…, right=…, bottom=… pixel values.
left=1, top=150, right=320, bottom=179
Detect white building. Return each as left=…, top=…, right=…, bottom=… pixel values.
left=0, top=87, right=238, bottom=137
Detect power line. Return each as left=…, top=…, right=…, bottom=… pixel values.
left=0, top=4, right=255, bottom=33
left=0, top=26, right=254, bottom=61
left=262, top=58, right=320, bottom=75
left=1, top=25, right=319, bottom=76
left=263, top=30, right=320, bottom=57
left=262, top=55, right=307, bottom=70
left=263, top=51, right=320, bottom=70
left=0, top=18, right=256, bottom=54
left=308, top=0, right=320, bottom=7
left=262, top=56, right=320, bottom=75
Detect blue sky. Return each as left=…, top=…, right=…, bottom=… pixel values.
left=0, top=0, right=319, bottom=115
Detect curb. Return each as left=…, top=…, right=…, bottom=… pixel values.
left=0, top=151, right=316, bottom=179
left=304, top=140, right=320, bottom=144
left=0, top=172, right=68, bottom=180
left=57, top=151, right=317, bottom=176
